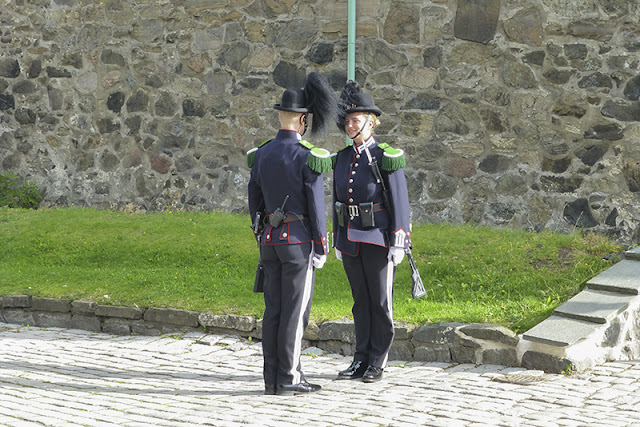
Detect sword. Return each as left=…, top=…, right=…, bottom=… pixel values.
left=405, top=244, right=426, bottom=299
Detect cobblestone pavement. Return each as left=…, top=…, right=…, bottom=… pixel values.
left=2, top=324, right=640, bottom=427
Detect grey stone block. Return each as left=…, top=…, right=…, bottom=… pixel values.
left=32, top=297, right=71, bottom=313
left=587, top=260, right=640, bottom=295
left=33, top=312, right=73, bottom=328
left=451, top=345, right=476, bottom=364
left=102, top=318, right=133, bottom=335
left=390, top=340, right=413, bottom=361
left=413, top=323, right=463, bottom=344
left=454, top=0, right=501, bottom=44
left=626, top=246, right=640, bottom=261
left=522, top=350, right=573, bottom=374
left=2, top=309, right=35, bottom=326
left=71, top=301, right=96, bottom=315
left=199, top=312, right=256, bottom=332
left=318, top=320, right=356, bottom=343
left=70, top=314, right=101, bottom=332
left=303, top=321, right=320, bottom=341
left=144, top=307, right=200, bottom=327
left=555, top=289, right=634, bottom=324
left=482, top=348, right=518, bottom=367
left=2, top=295, right=32, bottom=308
left=459, top=323, right=519, bottom=346
left=413, top=346, right=451, bottom=363
left=95, top=305, right=143, bottom=320
left=317, top=339, right=353, bottom=356
left=522, top=315, right=601, bottom=346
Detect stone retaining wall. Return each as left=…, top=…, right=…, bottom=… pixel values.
left=0, top=295, right=520, bottom=367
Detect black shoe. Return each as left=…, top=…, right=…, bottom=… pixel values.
left=337, top=360, right=368, bottom=380
left=276, top=380, right=322, bottom=396
left=362, top=366, right=383, bottom=383
left=265, top=384, right=276, bottom=395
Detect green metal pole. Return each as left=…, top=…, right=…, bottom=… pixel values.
left=346, top=0, right=356, bottom=145
left=347, top=0, right=356, bottom=82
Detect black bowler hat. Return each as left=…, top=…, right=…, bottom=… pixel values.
left=337, top=80, right=382, bottom=132
left=273, top=88, right=310, bottom=113
left=344, top=91, right=382, bottom=116
left=272, top=73, right=337, bottom=135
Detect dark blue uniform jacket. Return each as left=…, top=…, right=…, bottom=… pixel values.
left=248, top=129, right=329, bottom=256
left=332, top=139, right=410, bottom=257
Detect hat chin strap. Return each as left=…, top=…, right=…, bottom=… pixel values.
left=350, top=115, right=370, bottom=142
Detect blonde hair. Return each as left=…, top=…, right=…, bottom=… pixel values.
left=368, top=113, right=381, bottom=130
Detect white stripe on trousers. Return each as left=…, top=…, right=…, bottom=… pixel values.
left=288, top=252, right=315, bottom=384
left=380, top=256, right=395, bottom=368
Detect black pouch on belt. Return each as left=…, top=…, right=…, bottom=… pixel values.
left=335, top=201, right=345, bottom=228
left=359, top=202, right=375, bottom=228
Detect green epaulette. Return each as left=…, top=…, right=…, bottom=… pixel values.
left=378, top=143, right=406, bottom=171
left=299, top=140, right=332, bottom=173
left=246, top=139, right=273, bottom=168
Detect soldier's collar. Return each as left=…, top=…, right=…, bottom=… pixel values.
left=354, top=136, right=376, bottom=154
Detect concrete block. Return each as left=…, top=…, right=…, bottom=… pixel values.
left=587, top=260, right=640, bottom=295
left=555, top=289, right=635, bottom=324
left=522, top=315, right=601, bottom=346
left=626, top=246, right=640, bottom=261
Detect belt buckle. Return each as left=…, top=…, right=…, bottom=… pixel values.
left=348, top=205, right=359, bottom=218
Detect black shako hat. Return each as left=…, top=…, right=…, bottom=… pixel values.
left=273, top=72, right=337, bottom=136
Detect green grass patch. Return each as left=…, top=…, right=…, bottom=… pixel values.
left=0, top=207, right=622, bottom=333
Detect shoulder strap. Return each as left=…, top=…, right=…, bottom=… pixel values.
left=299, top=140, right=332, bottom=173
left=377, top=143, right=406, bottom=171
left=246, top=139, right=273, bottom=168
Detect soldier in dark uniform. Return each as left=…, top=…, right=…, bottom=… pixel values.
left=247, top=72, right=336, bottom=395
left=332, top=81, right=411, bottom=383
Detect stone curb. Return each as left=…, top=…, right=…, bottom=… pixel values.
left=0, top=294, right=521, bottom=368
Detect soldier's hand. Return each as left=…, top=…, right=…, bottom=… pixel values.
left=335, top=250, right=343, bottom=261
left=388, top=246, right=405, bottom=266
left=312, top=254, right=327, bottom=269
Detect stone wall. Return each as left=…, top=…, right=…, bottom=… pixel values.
left=1, top=0, right=639, bottom=242
left=0, top=295, right=521, bottom=368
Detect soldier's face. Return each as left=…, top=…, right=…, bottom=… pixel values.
left=345, top=113, right=372, bottom=143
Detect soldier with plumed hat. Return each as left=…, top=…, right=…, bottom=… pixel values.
left=331, top=81, right=411, bottom=383
left=247, top=72, right=337, bottom=396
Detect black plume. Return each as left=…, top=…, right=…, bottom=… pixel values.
left=336, top=80, right=362, bottom=133
left=303, top=72, right=338, bottom=136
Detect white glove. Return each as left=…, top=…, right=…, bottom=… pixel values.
left=312, top=254, right=327, bottom=269
left=388, top=246, right=405, bottom=266
left=335, top=250, right=343, bottom=261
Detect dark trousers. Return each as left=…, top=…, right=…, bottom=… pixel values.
left=342, top=243, right=395, bottom=369
left=261, top=242, right=314, bottom=386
